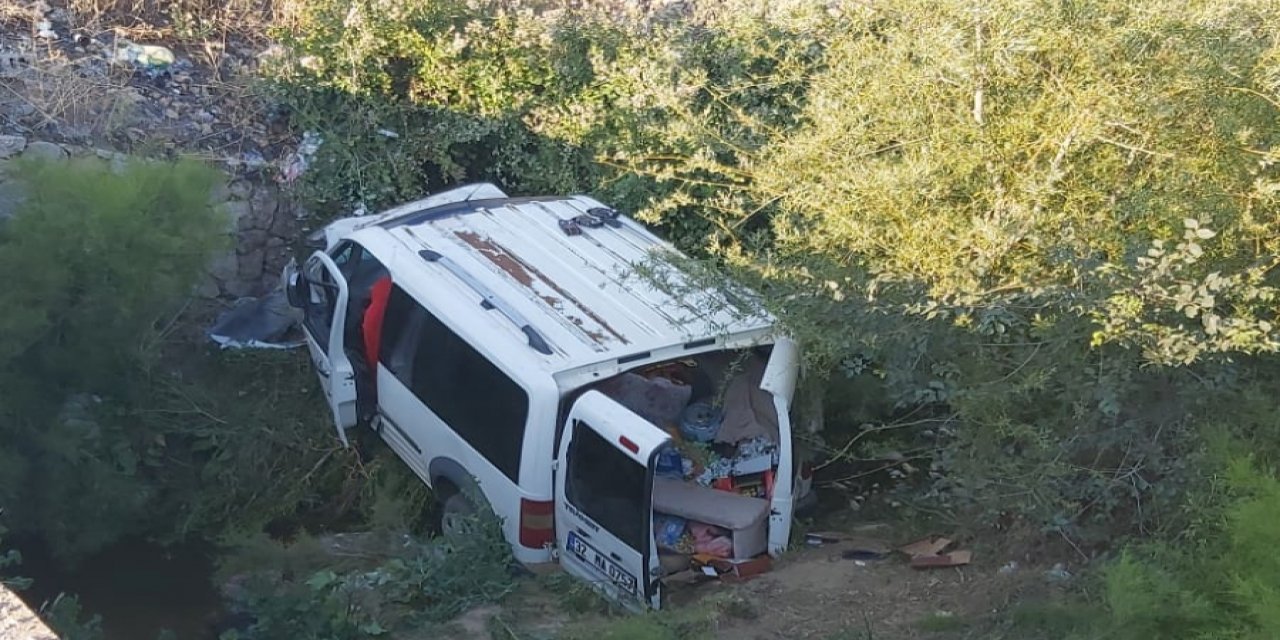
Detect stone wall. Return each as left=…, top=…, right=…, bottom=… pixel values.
left=0, top=583, right=58, bottom=640
left=0, top=135, right=302, bottom=301
left=208, top=176, right=303, bottom=299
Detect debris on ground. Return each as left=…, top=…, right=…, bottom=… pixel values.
left=1044, top=563, right=1072, bottom=583
left=112, top=40, right=175, bottom=73
left=278, top=130, right=322, bottom=183
left=207, top=289, right=303, bottom=349
left=910, top=549, right=972, bottom=569
left=691, top=553, right=773, bottom=583
left=804, top=531, right=850, bottom=546
left=898, top=535, right=973, bottom=569
left=898, top=536, right=952, bottom=558
left=998, top=560, right=1019, bottom=575
left=841, top=545, right=889, bottom=561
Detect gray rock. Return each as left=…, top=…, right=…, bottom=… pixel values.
left=269, top=205, right=297, bottom=237
left=0, top=178, right=28, bottom=222
left=249, top=189, right=279, bottom=223
left=222, top=277, right=259, bottom=299
left=228, top=179, right=254, bottom=201
left=194, top=276, right=222, bottom=299
left=207, top=252, right=239, bottom=283
left=208, top=180, right=232, bottom=204
left=0, top=135, right=26, bottom=159
left=237, top=229, right=270, bottom=253
left=237, top=247, right=266, bottom=281
left=223, top=199, right=253, bottom=233
left=23, top=140, right=67, bottom=162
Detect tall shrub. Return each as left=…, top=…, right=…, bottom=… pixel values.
left=0, top=157, right=224, bottom=558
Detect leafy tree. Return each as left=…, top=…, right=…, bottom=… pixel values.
left=269, top=0, right=1280, bottom=542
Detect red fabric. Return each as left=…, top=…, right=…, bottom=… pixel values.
left=362, top=276, right=393, bottom=372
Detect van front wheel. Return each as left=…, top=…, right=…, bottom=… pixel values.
left=440, top=492, right=478, bottom=538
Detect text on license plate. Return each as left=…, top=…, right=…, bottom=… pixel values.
left=566, top=531, right=637, bottom=596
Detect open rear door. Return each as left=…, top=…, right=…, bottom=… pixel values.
left=298, top=250, right=358, bottom=446
left=556, top=390, right=670, bottom=610
left=761, top=338, right=800, bottom=553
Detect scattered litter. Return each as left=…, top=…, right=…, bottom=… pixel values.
left=113, top=40, right=176, bottom=72
left=691, top=554, right=772, bottom=583
left=899, top=535, right=972, bottom=570
left=36, top=20, right=57, bottom=40
left=899, top=536, right=952, bottom=558
left=278, top=131, right=323, bottom=183
left=998, top=560, right=1019, bottom=575
left=208, top=290, right=304, bottom=349
left=1044, top=563, right=1072, bottom=583
left=377, top=129, right=399, bottom=139
left=804, top=531, right=850, bottom=546
left=842, top=549, right=885, bottom=562
left=911, top=549, right=972, bottom=569
left=240, top=150, right=268, bottom=170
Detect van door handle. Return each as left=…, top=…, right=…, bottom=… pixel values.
left=317, top=365, right=331, bottom=378
left=609, top=552, right=622, bottom=561
left=575, top=529, right=592, bottom=540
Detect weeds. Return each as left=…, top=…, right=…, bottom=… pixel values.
left=0, top=58, right=138, bottom=139
left=58, top=0, right=299, bottom=44
left=916, top=611, right=969, bottom=634
left=219, top=502, right=519, bottom=639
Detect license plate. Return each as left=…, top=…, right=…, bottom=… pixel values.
left=566, top=531, right=637, bottom=596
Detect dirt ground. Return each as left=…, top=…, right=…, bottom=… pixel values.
left=437, top=518, right=1074, bottom=640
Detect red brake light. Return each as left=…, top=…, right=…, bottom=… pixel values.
left=618, top=436, right=640, bottom=454
left=519, top=498, right=555, bottom=549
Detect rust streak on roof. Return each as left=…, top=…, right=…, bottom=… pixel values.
left=454, top=230, right=629, bottom=345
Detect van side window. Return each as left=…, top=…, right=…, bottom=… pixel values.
left=565, top=420, right=646, bottom=550
left=380, top=285, right=529, bottom=482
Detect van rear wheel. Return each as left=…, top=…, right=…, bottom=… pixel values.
left=440, top=492, right=478, bottom=538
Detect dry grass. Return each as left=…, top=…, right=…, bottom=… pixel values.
left=0, top=58, right=138, bottom=139
left=45, top=0, right=306, bottom=50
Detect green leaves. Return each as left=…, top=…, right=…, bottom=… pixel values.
left=0, top=157, right=225, bottom=560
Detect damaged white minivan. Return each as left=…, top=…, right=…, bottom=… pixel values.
left=283, top=184, right=816, bottom=609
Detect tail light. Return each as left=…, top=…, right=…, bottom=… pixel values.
left=519, top=498, right=555, bottom=548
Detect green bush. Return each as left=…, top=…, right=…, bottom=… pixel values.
left=0, top=157, right=226, bottom=559
left=1021, top=458, right=1280, bottom=640
left=266, top=0, right=1280, bottom=545
left=221, top=502, right=517, bottom=639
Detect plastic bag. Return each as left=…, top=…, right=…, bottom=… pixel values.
left=653, top=514, right=687, bottom=551
left=689, top=521, right=733, bottom=558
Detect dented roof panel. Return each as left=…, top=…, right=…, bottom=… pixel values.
left=372, top=186, right=773, bottom=368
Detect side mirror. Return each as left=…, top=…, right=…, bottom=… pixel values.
left=286, top=271, right=306, bottom=309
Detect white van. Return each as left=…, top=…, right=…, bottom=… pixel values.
left=284, top=184, right=815, bottom=609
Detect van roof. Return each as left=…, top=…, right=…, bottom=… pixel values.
left=349, top=184, right=775, bottom=373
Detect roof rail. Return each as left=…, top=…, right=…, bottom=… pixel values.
left=418, top=249, right=553, bottom=355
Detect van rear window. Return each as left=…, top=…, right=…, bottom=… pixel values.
left=380, top=286, right=529, bottom=482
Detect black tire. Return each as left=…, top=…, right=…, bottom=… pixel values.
left=440, top=492, right=478, bottom=538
